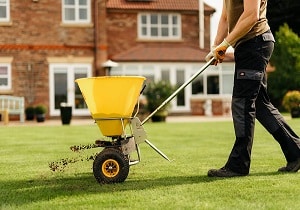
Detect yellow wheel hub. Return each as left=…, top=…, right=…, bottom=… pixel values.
left=102, top=159, right=120, bottom=178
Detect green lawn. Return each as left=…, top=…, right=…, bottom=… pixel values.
left=0, top=119, right=300, bottom=210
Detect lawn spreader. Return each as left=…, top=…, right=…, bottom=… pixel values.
left=50, top=58, right=214, bottom=184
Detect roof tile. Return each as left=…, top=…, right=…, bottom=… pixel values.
left=112, top=44, right=234, bottom=62
left=107, top=0, right=215, bottom=12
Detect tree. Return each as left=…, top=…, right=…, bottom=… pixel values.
left=268, top=24, right=300, bottom=107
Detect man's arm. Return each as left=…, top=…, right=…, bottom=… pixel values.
left=225, top=0, right=261, bottom=45
left=213, top=0, right=228, bottom=46
left=206, top=0, right=261, bottom=64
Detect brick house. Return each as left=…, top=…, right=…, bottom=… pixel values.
left=0, top=0, right=234, bottom=119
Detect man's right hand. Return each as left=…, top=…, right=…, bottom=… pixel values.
left=205, top=39, right=230, bottom=65
left=205, top=45, right=217, bottom=65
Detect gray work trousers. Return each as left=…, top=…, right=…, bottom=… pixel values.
left=224, top=30, right=300, bottom=174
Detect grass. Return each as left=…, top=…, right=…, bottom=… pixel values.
left=0, top=118, right=300, bottom=210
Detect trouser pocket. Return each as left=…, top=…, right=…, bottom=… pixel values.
left=233, top=69, right=263, bottom=98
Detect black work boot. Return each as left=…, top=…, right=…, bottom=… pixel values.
left=278, top=158, right=300, bottom=172
left=207, top=167, right=248, bottom=177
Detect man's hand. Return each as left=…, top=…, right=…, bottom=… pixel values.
left=205, top=39, right=230, bottom=65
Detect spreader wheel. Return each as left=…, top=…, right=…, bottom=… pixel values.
left=93, top=148, right=129, bottom=184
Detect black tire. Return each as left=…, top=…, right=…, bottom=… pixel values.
left=93, top=148, right=129, bottom=184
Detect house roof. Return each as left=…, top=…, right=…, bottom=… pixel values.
left=107, top=0, right=215, bottom=12
left=107, top=1, right=223, bottom=63
left=112, top=44, right=234, bottom=62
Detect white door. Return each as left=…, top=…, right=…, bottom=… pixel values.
left=49, top=64, right=92, bottom=116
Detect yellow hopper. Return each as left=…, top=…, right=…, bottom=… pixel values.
left=76, top=76, right=146, bottom=136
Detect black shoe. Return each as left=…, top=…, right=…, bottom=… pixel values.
left=278, top=158, right=300, bottom=172
left=207, top=167, right=247, bottom=177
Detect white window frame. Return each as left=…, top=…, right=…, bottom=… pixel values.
left=0, top=0, right=10, bottom=22
left=138, top=13, right=181, bottom=40
left=62, top=0, right=91, bottom=24
left=49, top=63, right=92, bottom=116
left=0, top=63, right=11, bottom=90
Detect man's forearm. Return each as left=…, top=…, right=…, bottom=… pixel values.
left=214, top=17, right=229, bottom=46
left=225, top=12, right=258, bottom=45
left=213, top=0, right=229, bottom=46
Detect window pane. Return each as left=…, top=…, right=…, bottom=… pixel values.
left=141, top=15, right=147, bottom=24
left=222, top=74, right=234, bottom=94
left=150, top=15, right=157, bottom=24
left=192, top=76, right=204, bottom=94
left=161, top=27, right=168, bottom=36
left=172, top=27, right=178, bottom=36
left=0, top=66, right=7, bottom=74
left=124, top=65, right=139, bottom=75
left=0, top=65, right=9, bottom=88
left=172, top=16, right=178, bottom=24
left=142, top=27, right=147, bottom=35
left=0, top=7, right=6, bottom=18
left=0, top=78, right=7, bottom=86
left=176, top=70, right=185, bottom=106
left=161, top=15, right=168, bottom=24
left=65, top=8, right=75, bottom=20
left=222, top=64, right=234, bottom=71
left=110, top=66, right=122, bottom=76
left=54, top=72, right=68, bottom=109
left=207, top=75, right=219, bottom=94
left=151, top=27, right=158, bottom=36
left=64, top=0, right=75, bottom=5
left=75, top=72, right=88, bottom=109
left=161, top=69, right=170, bottom=81
left=79, top=8, right=87, bottom=20
left=79, top=0, right=87, bottom=5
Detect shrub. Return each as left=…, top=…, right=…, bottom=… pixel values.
left=282, top=90, right=300, bottom=112
left=143, top=81, right=175, bottom=112
left=25, top=106, right=35, bottom=115
left=25, top=106, right=35, bottom=120
left=34, top=105, right=47, bottom=115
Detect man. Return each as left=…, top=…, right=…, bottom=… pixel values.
left=205, top=0, right=300, bottom=177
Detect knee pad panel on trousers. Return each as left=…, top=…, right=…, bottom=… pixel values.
left=232, top=97, right=246, bottom=138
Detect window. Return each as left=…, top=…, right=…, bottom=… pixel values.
left=0, top=64, right=11, bottom=90
left=62, top=0, right=91, bottom=24
left=221, top=64, right=234, bottom=94
left=221, top=74, right=234, bottom=94
left=0, top=0, right=10, bottom=22
left=176, top=69, right=185, bottom=106
left=207, top=75, right=219, bottom=94
left=191, top=64, right=234, bottom=95
left=138, top=13, right=181, bottom=39
left=111, top=62, right=235, bottom=112
left=49, top=63, right=92, bottom=116
left=192, top=75, right=204, bottom=95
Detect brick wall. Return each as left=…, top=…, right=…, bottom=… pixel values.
left=0, top=0, right=97, bottom=108
left=106, top=9, right=212, bottom=57
left=0, top=0, right=213, bottom=114
left=1, top=0, right=95, bottom=46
